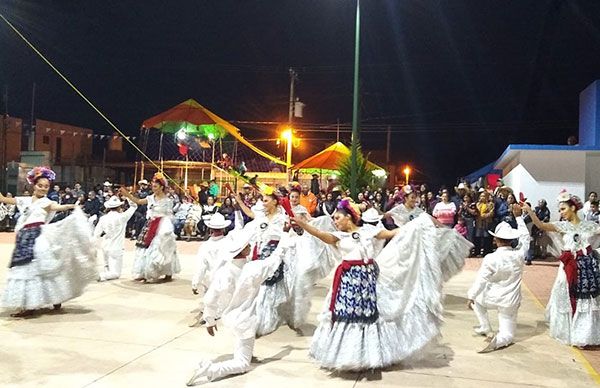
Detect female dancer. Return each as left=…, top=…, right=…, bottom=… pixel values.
left=293, top=198, right=471, bottom=370
left=235, top=190, right=288, bottom=337
left=1, top=167, right=95, bottom=317
left=523, top=191, right=600, bottom=347
left=121, top=172, right=180, bottom=282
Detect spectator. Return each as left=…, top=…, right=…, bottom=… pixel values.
left=218, top=196, right=236, bottom=232
left=372, top=191, right=386, bottom=212
left=299, top=184, right=318, bottom=216
left=475, top=191, right=495, bottom=256
left=83, top=190, right=102, bottom=224
left=454, top=217, right=468, bottom=238
left=584, top=200, right=600, bottom=223
left=208, top=179, right=220, bottom=198
left=48, top=184, right=61, bottom=203
left=73, top=182, right=85, bottom=198
left=458, top=193, right=477, bottom=245
left=198, top=182, right=209, bottom=205
left=173, top=196, right=192, bottom=238
left=318, top=192, right=337, bottom=216
left=432, top=192, right=457, bottom=227
left=583, top=191, right=598, bottom=214
left=310, top=174, right=320, bottom=196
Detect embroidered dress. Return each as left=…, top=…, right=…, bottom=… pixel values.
left=546, top=220, right=600, bottom=346
left=310, top=213, right=472, bottom=371
left=132, top=194, right=181, bottom=280
left=2, top=197, right=96, bottom=310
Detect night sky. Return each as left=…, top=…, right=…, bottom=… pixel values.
left=2, top=0, right=600, bottom=188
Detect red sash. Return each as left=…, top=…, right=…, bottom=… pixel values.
left=559, top=246, right=592, bottom=315
left=143, top=217, right=162, bottom=247
left=329, top=259, right=374, bottom=319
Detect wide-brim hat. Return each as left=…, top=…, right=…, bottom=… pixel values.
left=456, top=183, right=467, bottom=190
left=489, top=221, right=521, bottom=240
left=223, top=229, right=253, bottom=260
left=205, top=213, right=232, bottom=229
left=104, top=195, right=123, bottom=209
left=138, top=179, right=148, bottom=185
left=362, top=208, right=382, bottom=223
left=243, top=183, right=252, bottom=189
left=103, top=181, right=113, bottom=187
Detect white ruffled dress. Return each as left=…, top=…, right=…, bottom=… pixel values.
left=2, top=197, right=96, bottom=310
left=546, top=220, right=600, bottom=346
left=251, top=213, right=289, bottom=337
left=310, top=209, right=472, bottom=371
left=132, top=194, right=181, bottom=280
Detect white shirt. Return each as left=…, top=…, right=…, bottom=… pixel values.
left=467, top=217, right=530, bottom=308
left=191, top=234, right=231, bottom=291
left=93, top=201, right=137, bottom=251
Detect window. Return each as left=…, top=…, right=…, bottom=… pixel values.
left=43, top=136, right=50, bottom=144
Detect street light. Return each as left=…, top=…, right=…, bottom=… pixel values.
left=281, top=127, right=293, bottom=175
left=350, top=0, right=361, bottom=199
left=403, top=166, right=411, bottom=185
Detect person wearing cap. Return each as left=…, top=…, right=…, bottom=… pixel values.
left=93, top=195, right=138, bottom=281
left=467, top=204, right=530, bottom=353
left=310, top=173, right=320, bottom=196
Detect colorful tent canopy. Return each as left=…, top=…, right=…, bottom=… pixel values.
left=142, top=99, right=286, bottom=166
left=292, top=141, right=384, bottom=171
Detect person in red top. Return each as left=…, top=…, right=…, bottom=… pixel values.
left=299, top=184, right=318, bottom=216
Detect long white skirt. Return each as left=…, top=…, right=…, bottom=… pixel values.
left=132, top=217, right=181, bottom=280
left=2, top=208, right=97, bottom=310
left=309, top=214, right=472, bottom=370
left=546, top=263, right=600, bottom=346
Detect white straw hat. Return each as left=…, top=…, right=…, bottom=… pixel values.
left=488, top=222, right=521, bottom=240
left=205, top=212, right=232, bottom=229
left=104, top=195, right=123, bottom=209
left=361, top=208, right=382, bottom=223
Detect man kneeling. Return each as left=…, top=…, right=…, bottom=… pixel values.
left=467, top=204, right=530, bottom=353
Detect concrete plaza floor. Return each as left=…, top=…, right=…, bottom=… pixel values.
left=1, top=234, right=599, bottom=387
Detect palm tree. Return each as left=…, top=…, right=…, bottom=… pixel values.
left=337, top=144, right=373, bottom=199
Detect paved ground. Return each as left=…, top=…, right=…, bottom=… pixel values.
left=0, top=233, right=599, bottom=387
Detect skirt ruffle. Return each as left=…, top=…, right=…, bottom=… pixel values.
left=132, top=217, right=180, bottom=280
left=546, top=262, right=600, bottom=346
left=310, top=213, right=470, bottom=370
left=2, top=208, right=96, bottom=310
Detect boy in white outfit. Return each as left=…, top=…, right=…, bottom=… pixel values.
left=94, top=194, right=137, bottom=281
left=186, top=228, right=287, bottom=385
left=467, top=205, right=530, bottom=353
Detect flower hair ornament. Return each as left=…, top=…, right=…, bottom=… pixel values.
left=152, top=172, right=168, bottom=187
left=336, top=199, right=361, bottom=224
left=557, top=189, right=583, bottom=211
left=26, top=166, right=56, bottom=185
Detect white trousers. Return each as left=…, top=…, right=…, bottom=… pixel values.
left=206, top=336, right=254, bottom=381
left=473, top=302, right=518, bottom=348
left=100, top=249, right=124, bottom=281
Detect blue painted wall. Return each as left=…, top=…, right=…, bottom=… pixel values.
left=579, top=80, right=600, bottom=148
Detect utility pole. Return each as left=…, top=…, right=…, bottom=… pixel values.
left=350, top=0, right=361, bottom=199
left=386, top=125, right=391, bottom=164
left=288, top=68, right=298, bottom=123
left=286, top=68, right=298, bottom=176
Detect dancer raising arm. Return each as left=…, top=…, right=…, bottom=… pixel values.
left=523, top=191, right=600, bottom=348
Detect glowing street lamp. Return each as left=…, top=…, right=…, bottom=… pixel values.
left=281, top=127, right=293, bottom=174
left=403, top=166, right=411, bottom=185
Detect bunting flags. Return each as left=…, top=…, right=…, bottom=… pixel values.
left=37, top=127, right=137, bottom=141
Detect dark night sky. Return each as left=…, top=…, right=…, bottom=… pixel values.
left=2, top=0, right=600, bottom=187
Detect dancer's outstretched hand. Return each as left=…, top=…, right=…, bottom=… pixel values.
left=207, top=324, right=218, bottom=336
left=467, top=299, right=474, bottom=310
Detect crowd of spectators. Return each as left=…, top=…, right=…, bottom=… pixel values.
left=2, top=173, right=600, bottom=263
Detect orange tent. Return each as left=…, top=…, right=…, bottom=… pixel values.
left=292, top=141, right=384, bottom=171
